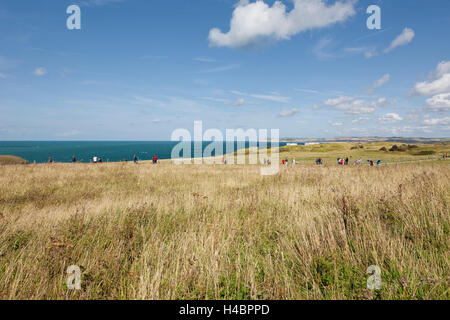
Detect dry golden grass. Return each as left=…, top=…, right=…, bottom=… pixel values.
left=0, top=159, right=448, bottom=300
left=0, top=155, right=28, bottom=165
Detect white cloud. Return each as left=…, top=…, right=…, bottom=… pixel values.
left=80, top=0, right=126, bottom=6
left=424, top=117, right=450, bottom=125
left=412, top=61, right=450, bottom=96
left=384, top=28, right=415, bottom=53
left=352, top=117, right=368, bottom=123
left=372, top=74, right=390, bottom=89
left=198, top=64, right=239, bottom=73
left=278, top=108, right=300, bottom=117
left=194, top=57, right=216, bottom=62
left=233, top=98, right=246, bottom=106
left=250, top=94, right=290, bottom=103
left=209, top=0, right=355, bottom=48
left=425, top=93, right=450, bottom=112
left=330, top=122, right=343, bottom=127
left=364, top=50, right=377, bottom=59
left=431, top=61, right=450, bottom=79
left=379, top=113, right=403, bottom=123
left=202, top=96, right=246, bottom=106
left=33, top=67, right=47, bottom=76
left=324, top=96, right=383, bottom=114
left=414, top=75, right=450, bottom=96
left=231, top=90, right=291, bottom=103
left=295, top=88, right=319, bottom=94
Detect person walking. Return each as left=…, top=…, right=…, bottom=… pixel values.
left=72, top=155, right=76, bottom=163
left=153, top=154, right=158, bottom=164
left=133, top=154, right=138, bottom=164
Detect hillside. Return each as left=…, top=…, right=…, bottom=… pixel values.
left=0, top=155, right=28, bottom=165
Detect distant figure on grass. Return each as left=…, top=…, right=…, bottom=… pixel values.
left=72, top=155, right=76, bottom=163
left=292, top=159, right=296, bottom=166
left=282, top=159, right=285, bottom=165
left=93, top=156, right=98, bottom=163
left=133, top=154, right=138, bottom=164
left=153, top=154, right=158, bottom=164
left=48, top=157, right=53, bottom=163
left=370, top=160, right=374, bottom=167
left=316, top=158, right=323, bottom=165
left=377, top=160, right=382, bottom=166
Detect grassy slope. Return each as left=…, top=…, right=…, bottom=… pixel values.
left=277, top=142, right=450, bottom=164
left=0, top=144, right=448, bottom=300
left=0, top=155, right=28, bottom=165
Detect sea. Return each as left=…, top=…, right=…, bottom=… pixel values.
left=0, top=141, right=292, bottom=164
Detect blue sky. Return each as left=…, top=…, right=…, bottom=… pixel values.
left=0, top=0, right=449, bottom=140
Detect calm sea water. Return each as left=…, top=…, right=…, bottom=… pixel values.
left=0, top=141, right=291, bottom=163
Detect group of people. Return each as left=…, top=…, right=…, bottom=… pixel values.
left=336, top=157, right=382, bottom=166
left=282, top=158, right=295, bottom=166
left=133, top=154, right=158, bottom=164
left=92, top=156, right=103, bottom=163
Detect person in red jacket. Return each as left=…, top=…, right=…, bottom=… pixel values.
left=153, top=154, right=158, bottom=164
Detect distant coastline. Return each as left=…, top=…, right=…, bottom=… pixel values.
left=280, top=137, right=449, bottom=144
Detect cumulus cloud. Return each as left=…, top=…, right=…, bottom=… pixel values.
left=424, top=117, right=450, bottom=125
left=33, top=67, right=47, bottom=76
left=412, top=61, right=450, bottom=96
left=379, top=113, right=403, bottom=123
left=324, top=96, right=386, bottom=114
left=414, top=75, right=450, bottom=96
left=431, top=61, right=450, bottom=79
left=278, top=108, right=300, bottom=117
left=425, top=93, right=450, bottom=112
left=208, top=0, right=356, bottom=48
left=384, top=28, right=415, bottom=53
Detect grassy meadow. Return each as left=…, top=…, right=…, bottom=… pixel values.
left=0, top=143, right=449, bottom=300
